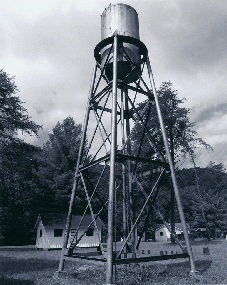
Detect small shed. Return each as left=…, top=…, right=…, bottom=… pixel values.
left=155, top=223, right=189, bottom=242
left=35, top=213, right=104, bottom=250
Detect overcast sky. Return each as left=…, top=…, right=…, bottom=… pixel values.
left=1, top=0, right=227, bottom=168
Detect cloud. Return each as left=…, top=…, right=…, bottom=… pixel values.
left=142, top=0, right=227, bottom=73
left=1, top=0, right=227, bottom=168
left=194, top=108, right=227, bottom=167
left=197, top=112, right=227, bottom=141
left=1, top=2, right=101, bottom=135
left=194, top=103, right=227, bottom=124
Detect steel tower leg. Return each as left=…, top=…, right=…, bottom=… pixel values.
left=106, top=35, right=118, bottom=285
left=146, top=55, right=196, bottom=274
left=124, top=89, right=136, bottom=258
left=58, top=63, right=97, bottom=272
left=121, top=89, right=127, bottom=258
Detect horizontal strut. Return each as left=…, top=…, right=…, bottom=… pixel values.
left=114, top=253, right=190, bottom=265
left=79, top=154, right=110, bottom=172
left=118, top=82, right=154, bottom=100
left=92, top=102, right=121, bottom=115
left=90, top=83, right=112, bottom=103
left=64, top=253, right=189, bottom=264
left=116, top=153, right=169, bottom=168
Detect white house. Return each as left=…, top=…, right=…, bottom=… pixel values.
left=155, top=223, right=189, bottom=242
left=35, top=213, right=104, bottom=250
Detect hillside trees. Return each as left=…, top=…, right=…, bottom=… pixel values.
left=35, top=117, right=88, bottom=215
left=1, top=69, right=225, bottom=246
left=178, top=163, right=227, bottom=238
left=0, top=70, right=42, bottom=245
left=1, top=142, right=41, bottom=245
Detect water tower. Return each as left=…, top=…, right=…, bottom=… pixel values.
left=58, top=4, right=196, bottom=284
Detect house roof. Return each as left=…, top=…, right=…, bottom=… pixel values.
left=195, top=227, right=207, bottom=232
left=35, top=213, right=104, bottom=229
left=155, top=223, right=189, bottom=232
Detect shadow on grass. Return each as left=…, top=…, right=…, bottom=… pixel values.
left=0, top=277, right=34, bottom=285
left=195, top=259, right=212, bottom=273
left=1, top=257, right=59, bottom=274
left=165, top=259, right=212, bottom=274
left=114, top=259, right=213, bottom=285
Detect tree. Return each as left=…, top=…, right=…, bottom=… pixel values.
left=0, top=70, right=42, bottom=245
left=0, top=141, right=41, bottom=245
left=130, top=81, right=211, bottom=241
left=131, top=81, right=211, bottom=165
left=178, top=163, right=227, bottom=239
left=195, top=162, right=227, bottom=238
left=35, top=117, right=87, bottom=214
left=0, top=70, right=40, bottom=145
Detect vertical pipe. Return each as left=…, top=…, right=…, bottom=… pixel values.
left=125, top=89, right=136, bottom=257
left=58, top=63, right=97, bottom=272
left=170, top=182, right=175, bottom=243
left=106, top=35, right=118, bottom=285
left=170, top=134, right=175, bottom=244
left=146, top=55, right=196, bottom=274
left=121, top=89, right=127, bottom=258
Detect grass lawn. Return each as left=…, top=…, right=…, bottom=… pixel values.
left=0, top=239, right=227, bottom=284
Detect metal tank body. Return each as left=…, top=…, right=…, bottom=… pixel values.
left=101, top=4, right=141, bottom=83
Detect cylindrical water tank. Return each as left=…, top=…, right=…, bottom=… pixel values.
left=101, top=4, right=141, bottom=83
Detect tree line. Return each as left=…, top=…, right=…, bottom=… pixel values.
left=1, top=70, right=227, bottom=245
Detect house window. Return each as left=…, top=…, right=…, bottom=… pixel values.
left=54, top=229, right=63, bottom=237
left=160, top=231, right=163, bottom=236
left=40, top=229, right=42, bottom=237
left=86, top=228, right=94, bottom=236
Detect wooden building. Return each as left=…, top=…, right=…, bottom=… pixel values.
left=155, top=223, right=189, bottom=242
left=35, top=213, right=104, bottom=250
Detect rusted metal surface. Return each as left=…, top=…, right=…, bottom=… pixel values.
left=100, top=4, right=141, bottom=83
left=101, top=4, right=139, bottom=40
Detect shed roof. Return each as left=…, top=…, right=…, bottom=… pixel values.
left=35, top=213, right=104, bottom=229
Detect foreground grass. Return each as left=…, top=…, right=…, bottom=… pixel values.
left=0, top=240, right=227, bottom=284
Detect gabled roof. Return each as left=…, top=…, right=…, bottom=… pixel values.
left=155, top=223, right=189, bottom=232
left=35, top=213, right=104, bottom=229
